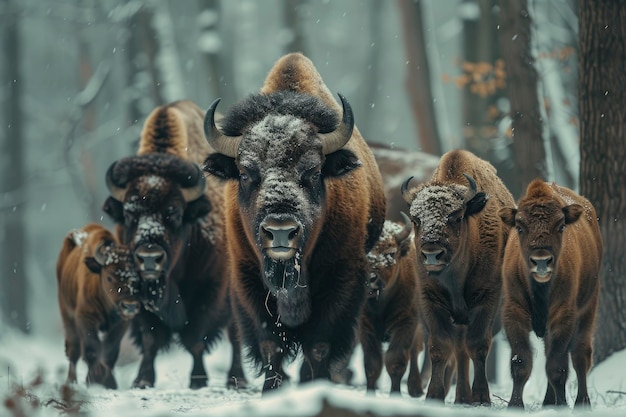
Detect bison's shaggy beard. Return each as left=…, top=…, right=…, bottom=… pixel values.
left=262, top=255, right=311, bottom=328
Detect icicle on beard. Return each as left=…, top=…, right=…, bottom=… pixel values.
left=262, top=253, right=311, bottom=328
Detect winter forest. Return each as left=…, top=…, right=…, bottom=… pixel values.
left=1, top=0, right=625, bottom=416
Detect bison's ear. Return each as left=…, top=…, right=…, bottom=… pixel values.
left=203, top=154, right=239, bottom=180
left=84, top=257, right=102, bottom=274
left=322, top=149, right=362, bottom=178
left=465, top=192, right=488, bottom=216
left=563, top=203, right=583, bottom=224
left=184, top=196, right=212, bottom=223
left=103, top=197, right=124, bottom=224
left=498, top=207, right=517, bottom=227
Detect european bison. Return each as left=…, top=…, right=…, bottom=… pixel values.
left=56, top=223, right=140, bottom=389
left=499, top=179, right=602, bottom=409
left=103, top=100, right=246, bottom=389
left=360, top=213, right=425, bottom=397
left=202, top=52, right=386, bottom=393
left=401, top=149, right=514, bottom=404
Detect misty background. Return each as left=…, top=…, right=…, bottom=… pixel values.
left=0, top=0, right=580, bottom=345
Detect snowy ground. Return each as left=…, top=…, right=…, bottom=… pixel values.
left=2, top=325, right=626, bottom=417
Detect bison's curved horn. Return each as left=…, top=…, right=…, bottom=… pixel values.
left=320, top=93, right=354, bottom=155
left=105, top=161, right=128, bottom=202
left=401, top=176, right=414, bottom=203
left=395, top=212, right=413, bottom=243
left=203, top=98, right=242, bottom=158
left=463, top=173, right=477, bottom=200
left=180, top=164, right=207, bottom=202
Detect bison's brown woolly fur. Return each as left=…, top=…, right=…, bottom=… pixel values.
left=402, top=149, right=514, bottom=405
left=204, top=53, right=387, bottom=393
left=360, top=215, right=425, bottom=397
left=103, top=100, right=246, bottom=390
left=56, top=223, right=139, bottom=389
left=499, top=179, right=602, bottom=409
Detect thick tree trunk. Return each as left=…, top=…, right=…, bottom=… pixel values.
left=578, top=0, right=626, bottom=366
left=283, top=0, right=307, bottom=55
left=397, top=0, right=441, bottom=155
left=497, top=0, right=546, bottom=197
left=0, top=0, right=28, bottom=332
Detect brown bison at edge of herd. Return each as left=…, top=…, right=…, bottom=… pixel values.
left=56, top=223, right=140, bottom=389
left=499, top=179, right=602, bottom=409
left=360, top=213, right=425, bottom=397
left=102, top=100, right=246, bottom=389
left=202, top=52, right=387, bottom=394
left=401, top=149, right=515, bottom=405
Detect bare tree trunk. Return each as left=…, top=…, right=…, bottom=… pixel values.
left=497, top=0, right=547, bottom=195
left=283, top=0, right=307, bottom=55
left=0, top=0, right=28, bottom=332
left=579, top=0, right=626, bottom=366
left=397, top=0, right=441, bottom=155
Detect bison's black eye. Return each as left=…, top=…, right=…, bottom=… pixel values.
left=107, top=275, right=113, bottom=283
left=558, top=223, right=565, bottom=233
left=240, top=172, right=249, bottom=182
left=516, top=226, right=523, bottom=234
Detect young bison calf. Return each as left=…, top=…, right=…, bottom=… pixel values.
left=56, top=223, right=141, bottom=389
left=499, top=179, right=603, bottom=409
left=360, top=213, right=424, bottom=397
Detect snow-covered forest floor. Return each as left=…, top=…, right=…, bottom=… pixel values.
left=2, top=325, right=626, bottom=417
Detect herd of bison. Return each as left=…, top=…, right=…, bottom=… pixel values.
left=55, top=53, right=603, bottom=410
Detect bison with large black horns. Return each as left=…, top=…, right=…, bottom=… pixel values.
left=103, top=100, right=246, bottom=389
left=401, top=149, right=514, bottom=405
left=499, top=179, right=602, bottom=409
left=202, top=52, right=386, bottom=393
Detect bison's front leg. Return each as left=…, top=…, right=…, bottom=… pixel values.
left=259, top=337, right=286, bottom=393
left=359, top=312, right=383, bottom=394
left=503, top=302, right=533, bottom=409
left=467, top=304, right=496, bottom=405
left=226, top=321, right=248, bottom=389
left=425, top=329, right=454, bottom=402
left=132, top=311, right=171, bottom=388
left=544, top=308, right=576, bottom=407
left=385, top=318, right=420, bottom=396
left=570, top=303, right=596, bottom=408
left=79, top=320, right=115, bottom=389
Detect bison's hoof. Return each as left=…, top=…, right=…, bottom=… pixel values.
left=227, top=376, right=248, bottom=390
left=408, top=386, right=424, bottom=398
left=189, top=377, right=208, bottom=390
left=132, top=379, right=154, bottom=389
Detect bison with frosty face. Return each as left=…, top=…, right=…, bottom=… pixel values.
left=103, top=100, right=246, bottom=389
left=401, top=149, right=514, bottom=405
left=203, top=53, right=386, bottom=393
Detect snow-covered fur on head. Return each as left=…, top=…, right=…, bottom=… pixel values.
left=201, top=53, right=387, bottom=392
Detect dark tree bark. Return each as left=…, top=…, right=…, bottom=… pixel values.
left=578, top=0, right=626, bottom=366
left=197, top=0, right=237, bottom=108
left=0, top=0, right=28, bottom=332
left=397, top=0, right=441, bottom=155
left=497, top=0, right=547, bottom=196
left=283, top=0, right=307, bottom=55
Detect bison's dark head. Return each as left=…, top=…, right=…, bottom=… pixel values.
left=103, top=153, right=209, bottom=317
left=498, top=180, right=583, bottom=284
left=202, top=91, right=360, bottom=327
left=366, top=213, right=413, bottom=299
left=84, top=241, right=141, bottom=319
left=402, top=174, right=488, bottom=274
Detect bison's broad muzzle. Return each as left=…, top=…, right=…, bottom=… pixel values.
left=420, top=243, right=447, bottom=272
left=530, top=249, right=554, bottom=283
left=118, top=299, right=141, bottom=319
left=135, top=243, right=168, bottom=280
left=260, top=216, right=302, bottom=261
